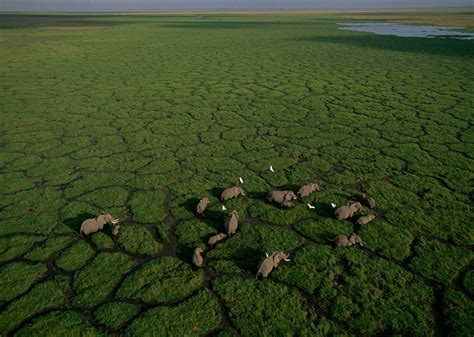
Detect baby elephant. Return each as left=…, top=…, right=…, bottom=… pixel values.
left=356, top=214, right=376, bottom=225
left=80, top=214, right=118, bottom=236
left=192, top=247, right=204, bottom=267
left=297, top=183, right=320, bottom=198
left=196, top=197, right=209, bottom=216
left=334, top=202, right=363, bottom=220
left=356, top=193, right=376, bottom=209
left=256, top=251, right=290, bottom=278
left=112, top=224, right=121, bottom=238
left=332, top=234, right=365, bottom=247
left=267, top=190, right=297, bottom=207
left=208, top=233, right=227, bottom=247
left=221, top=187, right=245, bottom=202
left=224, top=210, right=239, bottom=236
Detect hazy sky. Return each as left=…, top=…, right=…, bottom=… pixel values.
left=1, top=0, right=472, bottom=11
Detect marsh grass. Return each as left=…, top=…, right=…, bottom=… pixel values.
left=0, top=11, right=472, bottom=336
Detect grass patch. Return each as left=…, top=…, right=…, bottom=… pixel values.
left=213, top=275, right=318, bottom=335
left=73, top=252, right=135, bottom=308
left=0, top=276, right=70, bottom=334
left=0, top=262, right=47, bottom=301
left=0, top=235, right=46, bottom=263
left=117, top=257, right=204, bottom=303
left=95, top=302, right=139, bottom=329
left=409, top=238, right=473, bottom=285
left=443, top=289, right=474, bottom=337
left=325, top=249, right=435, bottom=336
left=117, top=225, right=162, bottom=255
left=15, top=311, right=102, bottom=337
left=23, top=236, right=75, bottom=261
left=127, top=290, right=220, bottom=336
left=55, top=240, right=95, bottom=271
left=359, top=220, right=414, bottom=260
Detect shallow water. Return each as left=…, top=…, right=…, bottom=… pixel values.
left=338, top=23, right=474, bottom=40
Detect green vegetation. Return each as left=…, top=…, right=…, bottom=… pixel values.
left=73, top=252, right=135, bottom=308
left=324, top=249, right=435, bottom=336
left=91, top=231, right=116, bottom=250
left=464, top=270, right=474, bottom=296
left=359, top=220, right=413, bottom=260
left=0, top=276, right=70, bottom=334
left=409, top=238, right=473, bottom=285
left=127, top=290, right=221, bottom=336
left=16, top=311, right=102, bottom=337
left=23, top=235, right=74, bottom=261
left=272, top=244, right=336, bottom=293
left=55, top=240, right=95, bottom=271
left=213, top=276, right=318, bottom=335
left=117, top=257, right=204, bottom=303
left=443, top=289, right=474, bottom=337
left=0, top=235, right=45, bottom=263
left=207, top=222, right=304, bottom=273
left=0, top=262, right=47, bottom=301
left=117, top=225, right=163, bottom=255
left=95, top=302, right=139, bottom=329
left=0, top=11, right=472, bottom=336
left=130, top=190, right=167, bottom=223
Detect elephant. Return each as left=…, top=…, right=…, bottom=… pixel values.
left=111, top=224, right=121, bottom=238
left=356, top=215, right=376, bottom=225
left=192, top=247, right=204, bottom=267
left=334, top=202, right=363, bottom=220
left=333, top=235, right=351, bottom=247
left=267, top=190, right=297, bottom=207
left=196, top=197, right=209, bottom=216
left=224, top=210, right=239, bottom=236
left=208, top=233, right=227, bottom=247
left=356, top=193, right=376, bottom=209
left=80, top=213, right=118, bottom=236
left=297, top=183, right=320, bottom=198
left=256, top=251, right=290, bottom=278
left=349, top=234, right=365, bottom=246
left=332, top=234, right=365, bottom=247
left=221, top=187, right=245, bottom=202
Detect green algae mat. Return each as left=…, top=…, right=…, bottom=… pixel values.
left=0, top=12, right=473, bottom=336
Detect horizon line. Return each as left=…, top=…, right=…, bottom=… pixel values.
left=1, top=6, right=473, bottom=13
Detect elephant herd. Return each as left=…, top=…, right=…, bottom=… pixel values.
left=77, top=183, right=377, bottom=279
left=193, top=184, right=377, bottom=278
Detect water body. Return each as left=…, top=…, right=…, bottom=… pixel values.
left=338, top=23, right=474, bottom=40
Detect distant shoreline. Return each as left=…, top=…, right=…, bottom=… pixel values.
left=1, top=7, right=473, bottom=14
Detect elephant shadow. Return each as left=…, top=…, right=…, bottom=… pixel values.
left=246, top=190, right=266, bottom=201
left=202, top=209, right=227, bottom=223
left=231, top=246, right=262, bottom=273
left=181, top=197, right=201, bottom=214
left=63, top=212, right=96, bottom=233
left=208, top=187, right=224, bottom=200
left=312, top=202, right=336, bottom=218
left=276, top=183, right=300, bottom=192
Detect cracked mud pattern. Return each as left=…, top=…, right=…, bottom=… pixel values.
left=1, top=13, right=473, bottom=337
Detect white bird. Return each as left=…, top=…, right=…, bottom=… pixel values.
left=307, top=204, right=315, bottom=209
left=266, top=253, right=269, bottom=257
left=222, top=205, right=227, bottom=211
left=239, top=177, right=244, bottom=184
left=331, top=203, right=337, bottom=208
left=269, top=165, right=274, bottom=172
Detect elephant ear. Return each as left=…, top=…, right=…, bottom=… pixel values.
left=275, top=255, right=285, bottom=266
left=272, top=253, right=281, bottom=265
left=284, top=192, right=292, bottom=201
